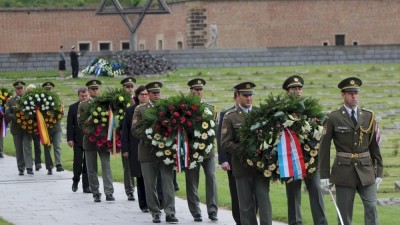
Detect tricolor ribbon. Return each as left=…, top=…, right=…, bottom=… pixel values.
left=277, top=128, right=306, bottom=180
left=106, top=106, right=118, bottom=157
left=35, top=108, right=51, bottom=146
left=0, top=106, right=6, bottom=137
left=175, top=126, right=190, bottom=172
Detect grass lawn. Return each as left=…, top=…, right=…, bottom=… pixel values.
left=1, top=63, right=399, bottom=224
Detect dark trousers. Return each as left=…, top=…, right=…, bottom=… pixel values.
left=71, top=64, right=79, bottom=78
left=227, top=170, right=241, bottom=225
left=33, top=135, right=41, bottom=165
left=72, top=145, right=89, bottom=188
left=137, top=174, right=163, bottom=210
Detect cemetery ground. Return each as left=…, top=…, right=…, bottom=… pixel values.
left=0, top=63, right=399, bottom=224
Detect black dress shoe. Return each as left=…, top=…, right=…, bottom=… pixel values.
left=93, top=194, right=101, bottom=202
left=35, top=164, right=42, bottom=171
left=0, top=152, right=4, bottom=158
left=83, top=187, right=92, bottom=193
left=141, top=208, right=149, bottom=213
left=127, top=192, right=135, bottom=201
left=152, top=214, right=161, bottom=223
left=18, top=170, right=24, bottom=176
left=56, top=164, right=64, bottom=172
left=174, top=185, right=179, bottom=192
left=193, top=214, right=202, bottom=222
left=166, top=214, right=178, bottom=223
left=27, top=168, right=34, bottom=175
left=47, top=168, right=53, bottom=175
left=208, top=212, right=218, bottom=221
left=72, top=182, right=78, bottom=192
left=106, top=194, right=115, bottom=201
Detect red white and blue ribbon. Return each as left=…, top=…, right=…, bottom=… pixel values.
left=0, top=106, right=6, bottom=137
left=277, top=128, right=306, bottom=180
left=106, top=106, right=114, bottom=141
left=175, top=126, right=190, bottom=172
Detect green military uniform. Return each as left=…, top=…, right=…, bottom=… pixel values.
left=221, top=82, right=272, bottom=225
left=319, top=77, right=383, bottom=225
left=184, top=78, right=218, bottom=222
left=77, top=80, right=114, bottom=202
left=282, top=75, right=327, bottom=225
left=5, top=81, right=33, bottom=175
left=131, top=82, right=177, bottom=223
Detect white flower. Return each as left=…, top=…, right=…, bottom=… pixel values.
left=163, top=158, right=175, bottom=165
left=189, top=161, right=197, bottom=169
left=151, top=140, right=158, bottom=146
left=313, top=125, right=324, bottom=141
left=29, top=112, right=32, bottom=115
left=25, top=106, right=30, bottom=110
left=302, top=121, right=312, bottom=133
left=30, top=106, right=35, bottom=110
left=45, top=106, right=49, bottom=110
left=282, top=120, right=294, bottom=127
left=198, top=156, right=204, bottom=162
left=205, top=144, right=213, bottom=154
left=165, top=139, right=173, bottom=147
left=145, top=128, right=153, bottom=135
left=194, top=130, right=201, bottom=137
left=45, top=102, right=49, bottom=105
left=172, top=144, right=177, bottom=150
left=40, top=94, right=45, bottom=98
left=51, top=102, right=54, bottom=106
left=30, top=101, right=34, bottom=106
left=24, top=101, right=28, bottom=105
left=288, top=114, right=301, bottom=121
left=35, top=94, right=39, bottom=98
left=48, top=96, right=52, bottom=100
left=210, top=120, right=215, bottom=127
left=207, top=129, right=215, bottom=136
left=147, top=135, right=152, bottom=139
left=156, top=151, right=164, bottom=157
left=204, top=107, right=212, bottom=115
left=193, top=142, right=199, bottom=149
left=37, top=98, right=41, bottom=102
left=28, top=97, right=32, bottom=100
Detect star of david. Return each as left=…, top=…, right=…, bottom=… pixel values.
left=96, top=0, right=170, bottom=33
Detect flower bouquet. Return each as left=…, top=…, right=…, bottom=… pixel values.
left=138, top=94, right=216, bottom=171
left=14, top=88, right=63, bottom=144
left=238, top=94, right=324, bottom=182
left=82, top=58, right=125, bottom=77
left=82, top=88, right=131, bottom=153
left=0, top=87, right=10, bottom=137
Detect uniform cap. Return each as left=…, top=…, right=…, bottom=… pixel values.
left=145, top=82, right=163, bottom=93
left=86, top=79, right=102, bottom=89
left=187, top=78, right=206, bottom=90
left=13, top=81, right=26, bottom=88
left=234, top=82, right=256, bottom=95
left=42, top=82, right=55, bottom=88
left=338, top=77, right=362, bottom=92
left=282, top=75, right=304, bottom=90
left=120, top=77, right=136, bottom=86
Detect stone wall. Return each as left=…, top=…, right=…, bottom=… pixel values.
left=1, top=45, right=400, bottom=72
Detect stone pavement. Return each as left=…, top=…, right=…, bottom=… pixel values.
left=0, top=154, right=287, bottom=225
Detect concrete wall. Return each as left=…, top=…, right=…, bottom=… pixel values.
left=1, top=45, right=400, bottom=72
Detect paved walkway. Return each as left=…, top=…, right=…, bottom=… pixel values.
left=0, top=154, right=287, bottom=225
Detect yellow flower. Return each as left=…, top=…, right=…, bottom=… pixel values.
left=165, top=149, right=171, bottom=156
left=28, top=126, right=32, bottom=130
left=93, top=119, right=99, bottom=124
left=49, top=118, right=53, bottom=122
left=119, top=109, right=123, bottom=113
left=202, top=122, right=209, bottom=129
left=257, top=161, right=264, bottom=168
left=23, top=121, right=27, bottom=125
left=305, top=163, right=309, bottom=169
left=101, top=117, right=107, bottom=122
left=158, top=142, right=165, bottom=148
left=97, top=107, right=102, bottom=112
left=268, top=164, right=276, bottom=171
left=93, top=111, right=98, bottom=116
left=16, top=113, right=21, bottom=117
left=199, top=143, right=205, bottom=150
left=21, top=116, right=26, bottom=120
left=314, top=143, right=320, bottom=150
left=101, top=112, right=106, bottom=117
left=201, top=133, right=208, bottom=140
left=309, top=157, right=315, bottom=164
left=45, top=118, right=49, bottom=122
left=17, top=119, right=21, bottom=123
left=28, top=120, right=33, bottom=124
left=303, top=144, right=310, bottom=151
left=193, top=152, right=199, bottom=158
left=20, top=111, right=24, bottom=115
left=264, top=170, right=272, bottom=177
left=308, top=167, right=316, bottom=173
left=246, top=159, right=253, bottom=166
left=310, top=150, right=318, bottom=157
left=46, top=111, right=51, bottom=115
left=127, top=103, right=131, bottom=107
left=119, top=96, right=124, bottom=102
left=22, top=125, right=26, bottom=129
left=101, top=123, right=106, bottom=127
left=4, top=92, right=8, bottom=96
left=57, top=114, right=62, bottom=119
left=154, top=134, right=161, bottom=140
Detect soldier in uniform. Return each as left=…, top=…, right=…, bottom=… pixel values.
left=319, top=77, right=383, bottom=225
left=221, top=82, right=272, bottom=225
left=67, top=87, right=91, bottom=193
left=42, top=82, right=64, bottom=174
left=78, top=80, right=115, bottom=202
left=120, top=77, right=136, bottom=201
left=282, top=75, right=327, bottom=225
left=185, top=78, right=218, bottom=222
left=132, top=82, right=178, bottom=223
left=5, top=81, right=33, bottom=175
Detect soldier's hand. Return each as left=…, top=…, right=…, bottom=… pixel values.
left=220, top=162, right=231, bottom=171
left=122, top=152, right=129, bottom=158
left=67, top=141, right=74, bottom=148
left=320, top=178, right=331, bottom=191
left=375, top=177, right=383, bottom=191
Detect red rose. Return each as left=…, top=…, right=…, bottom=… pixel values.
left=96, top=125, right=102, bottom=131
left=159, top=111, right=165, bottom=117
left=94, top=130, right=101, bottom=137
left=155, top=125, right=161, bottom=131
left=102, top=138, right=108, bottom=144
left=89, top=135, right=96, bottom=142
left=173, top=112, right=180, bottom=117
left=115, top=134, right=120, bottom=140
left=107, top=141, right=113, bottom=147
left=164, top=132, right=170, bottom=138
left=191, top=105, right=198, bottom=111
left=169, top=105, right=175, bottom=111
left=197, top=116, right=202, bottom=122
left=171, top=119, right=177, bottom=124
left=180, top=116, right=186, bottom=123
left=116, top=140, right=122, bottom=147
left=96, top=140, right=103, bottom=147
left=167, top=127, right=172, bottom=132
left=186, top=111, right=192, bottom=116
left=180, top=104, right=186, bottom=109
left=186, top=121, right=192, bottom=127
left=162, top=120, right=168, bottom=126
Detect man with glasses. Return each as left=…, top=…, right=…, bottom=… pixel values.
left=132, top=82, right=178, bottom=223
left=185, top=78, right=218, bottom=222
left=6, top=81, right=33, bottom=175
left=120, top=77, right=137, bottom=201
left=78, top=80, right=115, bottom=203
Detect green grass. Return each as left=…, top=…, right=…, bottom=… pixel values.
left=1, top=63, right=400, bottom=224
left=0, top=217, right=13, bottom=225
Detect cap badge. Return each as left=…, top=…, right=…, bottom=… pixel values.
left=155, top=84, right=159, bottom=88
left=294, top=78, right=298, bottom=82
left=246, top=84, right=250, bottom=88
left=198, top=80, right=201, bottom=84
left=93, top=81, right=97, bottom=85
left=350, top=80, right=355, bottom=85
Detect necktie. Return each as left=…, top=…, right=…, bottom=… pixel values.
left=351, top=109, right=357, bottom=125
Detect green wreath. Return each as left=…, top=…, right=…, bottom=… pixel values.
left=138, top=94, right=216, bottom=171
left=238, top=94, right=324, bottom=181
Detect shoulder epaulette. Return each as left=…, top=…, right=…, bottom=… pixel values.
left=224, top=107, right=237, bottom=116
left=361, top=107, right=374, bottom=114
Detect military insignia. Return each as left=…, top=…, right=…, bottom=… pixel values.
left=132, top=115, right=138, bottom=124
left=198, top=80, right=201, bottom=84
left=93, top=81, right=97, bottom=85
left=221, top=124, right=227, bottom=134
left=246, top=84, right=250, bottom=88
left=128, top=79, right=132, bottom=82
left=294, top=78, right=298, bottom=82
left=155, top=83, right=159, bottom=88
left=350, top=80, right=355, bottom=85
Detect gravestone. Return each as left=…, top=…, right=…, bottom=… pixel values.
left=395, top=181, right=400, bottom=192
left=377, top=198, right=400, bottom=206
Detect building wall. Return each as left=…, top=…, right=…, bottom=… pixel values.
left=1, top=1, right=400, bottom=53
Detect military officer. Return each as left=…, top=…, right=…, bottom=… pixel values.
left=132, top=82, right=178, bottom=223
left=120, top=77, right=136, bottom=201
left=185, top=78, right=218, bottom=222
left=42, top=82, right=64, bottom=174
left=221, top=82, right=272, bottom=225
left=282, top=75, right=327, bottom=225
left=5, top=81, right=33, bottom=175
left=78, top=80, right=115, bottom=202
left=319, top=77, right=383, bottom=225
